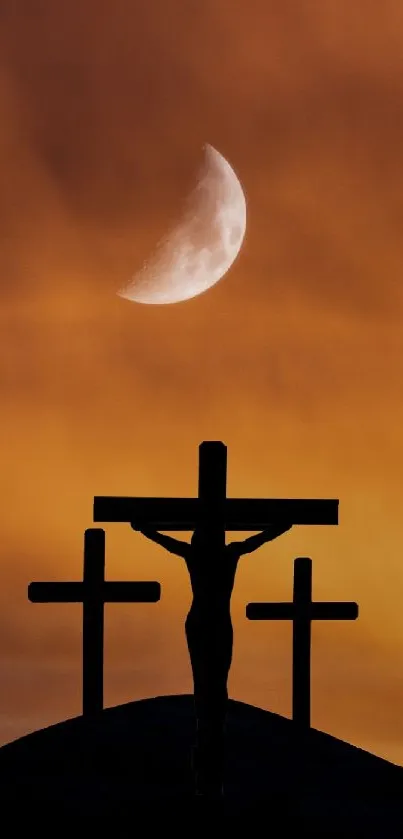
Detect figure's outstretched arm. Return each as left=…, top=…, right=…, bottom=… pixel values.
left=229, top=524, right=292, bottom=557
left=131, top=524, right=190, bottom=559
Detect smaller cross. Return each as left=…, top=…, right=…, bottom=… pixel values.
left=246, top=557, right=358, bottom=729
left=28, top=528, right=161, bottom=718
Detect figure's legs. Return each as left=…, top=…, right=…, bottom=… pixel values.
left=186, top=613, right=233, bottom=796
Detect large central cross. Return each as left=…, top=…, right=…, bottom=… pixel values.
left=93, top=441, right=338, bottom=530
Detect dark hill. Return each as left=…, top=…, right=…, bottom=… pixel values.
left=0, top=694, right=402, bottom=835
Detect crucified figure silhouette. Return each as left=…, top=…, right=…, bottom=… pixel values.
left=130, top=521, right=292, bottom=796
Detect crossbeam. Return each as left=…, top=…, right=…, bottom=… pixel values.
left=28, top=528, right=161, bottom=717
left=93, top=497, right=338, bottom=529
left=29, top=582, right=155, bottom=603
left=93, top=442, right=338, bottom=530
left=246, top=557, right=358, bottom=729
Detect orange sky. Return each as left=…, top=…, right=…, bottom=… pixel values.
left=1, top=0, right=403, bottom=764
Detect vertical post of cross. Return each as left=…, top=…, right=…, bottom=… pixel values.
left=198, top=441, right=227, bottom=534
left=83, top=528, right=105, bottom=718
left=194, top=442, right=228, bottom=795
left=293, top=557, right=312, bottom=729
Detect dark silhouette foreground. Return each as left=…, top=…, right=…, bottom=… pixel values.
left=1, top=694, right=402, bottom=835
left=132, top=522, right=291, bottom=795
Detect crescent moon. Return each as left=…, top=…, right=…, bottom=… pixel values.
left=117, top=144, right=246, bottom=304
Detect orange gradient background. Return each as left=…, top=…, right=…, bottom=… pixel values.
left=1, top=1, right=403, bottom=764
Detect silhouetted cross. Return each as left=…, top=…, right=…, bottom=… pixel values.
left=28, top=528, right=161, bottom=718
left=246, top=557, right=358, bottom=729
left=93, top=441, right=339, bottom=530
